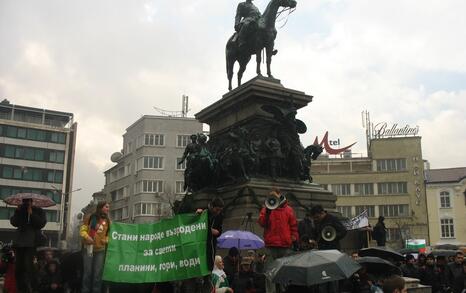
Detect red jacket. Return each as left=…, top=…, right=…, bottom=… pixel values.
left=258, top=202, right=298, bottom=248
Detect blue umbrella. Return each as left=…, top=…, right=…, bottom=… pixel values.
left=217, top=230, right=265, bottom=250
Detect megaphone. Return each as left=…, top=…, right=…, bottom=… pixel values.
left=321, top=225, right=337, bottom=242
left=265, top=195, right=286, bottom=210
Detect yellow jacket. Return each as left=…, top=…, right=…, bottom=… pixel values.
left=80, top=214, right=110, bottom=252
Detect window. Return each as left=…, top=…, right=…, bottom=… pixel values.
left=2, top=166, right=13, bottom=178
left=0, top=207, right=16, bottom=220
left=0, top=144, right=64, bottom=164
left=141, top=180, right=163, bottom=193
left=440, top=219, right=455, bottom=238
left=144, top=134, right=164, bottom=146
left=4, top=145, right=15, bottom=158
left=143, top=156, right=163, bottom=169
left=111, top=187, right=127, bottom=201
left=49, top=150, right=64, bottom=163
left=354, top=183, right=374, bottom=195
left=45, top=210, right=58, bottom=222
left=175, top=181, right=185, bottom=194
left=337, top=206, right=352, bottom=218
left=440, top=191, right=451, bottom=208
left=122, top=206, right=128, bottom=219
left=6, top=126, right=17, bottom=138
left=17, top=128, right=27, bottom=138
left=331, top=184, right=351, bottom=196
left=0, top=125, right=66, bottom=144
left=386, top=228, right=401, bottom=241
left=377, top=159, right=407, bottom=171
left=377, top=182, right=407, bottom=195
left=177, top=135, right=191, bottom=147
left=378, top=204, right=409, bottom=217
left=440, top=218, right=455, bottom=238
left=112, top=209, right=122, bottom=221
left=134, top=202, right=161, bottom=216
left=176, top=158, right=186, bottom=170
left=1, top=165, right=69, bottom=184
left=355, top=205, right=375, bottom=217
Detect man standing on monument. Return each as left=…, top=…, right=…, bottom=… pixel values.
left=373, top=216, right=387, bottom=246
left=258, top=188, right=298, bottom=293
left=235, top=0, right=261, bottom=50
left=310, top=204, right=347, bottom=250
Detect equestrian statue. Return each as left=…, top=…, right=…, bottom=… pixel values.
left=226, top=0, right=297, bottom=91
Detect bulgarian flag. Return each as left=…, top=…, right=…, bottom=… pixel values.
left=406, top=239, right=427, bottom=253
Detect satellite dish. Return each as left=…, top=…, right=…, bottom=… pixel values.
left=110, top=152, right=123, bottom=162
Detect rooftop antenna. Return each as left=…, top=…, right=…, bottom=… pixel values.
left=361, top=110, right=372, bottom=156
left=153, top=95, right=190, bottom=117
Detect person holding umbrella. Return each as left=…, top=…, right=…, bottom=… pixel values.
left=10, top=197, right=47, bottom=293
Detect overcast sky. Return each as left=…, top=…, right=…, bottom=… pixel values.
left=1, top=0, right=465, bottom=216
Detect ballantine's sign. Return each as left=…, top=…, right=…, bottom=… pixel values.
left=373, top=122, right=419, bottom=138
left=313, top=131, right=357, bottom=155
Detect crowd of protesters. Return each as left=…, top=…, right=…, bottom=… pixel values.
left=0, top=193, right=465, bottom=293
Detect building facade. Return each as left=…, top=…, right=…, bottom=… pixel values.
left=0, top=100, right=77, bottom=246
left=311, top=136, right=429, bottom=249
left=103, top=116, right=202, bottom=224
left=425, top=167, right=466, bottom=246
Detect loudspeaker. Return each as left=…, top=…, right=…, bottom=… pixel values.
left=265, top=195, right=286, bottom=210
left=321, top=225, right=337, bottom=242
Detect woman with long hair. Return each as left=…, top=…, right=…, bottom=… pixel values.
left=79, top=201, right=110, bottom=293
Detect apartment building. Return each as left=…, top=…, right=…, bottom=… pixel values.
left=425, top=167, right=466, bottom=246
left=312, top=136, right=429, bottom=249
left=103, top=115, right=202, bottom=223
left=0, top=100, right=77, bottom=246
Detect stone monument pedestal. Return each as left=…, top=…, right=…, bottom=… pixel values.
left=183, top=178, right=335, bottom=233
left=179, top=76, right=336, bottom=233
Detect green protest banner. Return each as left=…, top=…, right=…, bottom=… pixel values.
left=102, top=212, right=209, bottom=283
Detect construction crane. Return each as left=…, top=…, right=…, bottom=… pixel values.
left=153, top=95, right=190, bottom=117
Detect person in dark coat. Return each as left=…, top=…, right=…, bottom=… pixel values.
left=298, top=211, right=316, bottom=241
left=10, top=198, right=47, bottom=293
left=309, top=205, right=347, bottom=250
left=445, top=251, right=465, bottom=293
left=223, top=247, right=240, bottom=286
left=435, top=255, right=449, bottom=291
left=38, top=260, right=63, bottom=293
left=419, top=253, right=440, bottom=293
left=185, top=197, right=224, bottom=293
left=401, top=254, right=420, bottom=279
left=372, top=216, right=387, bottom=246
left=233, top=257, right=265, bottom=293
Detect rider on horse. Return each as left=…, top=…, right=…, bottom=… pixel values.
left=234, top=0, right=261, bottom=51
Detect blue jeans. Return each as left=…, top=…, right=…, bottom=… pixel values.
left=82, top=249, right=106, bottom=293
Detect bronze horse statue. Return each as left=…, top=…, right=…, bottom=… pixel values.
left=226, top=0, right=297, bottom=91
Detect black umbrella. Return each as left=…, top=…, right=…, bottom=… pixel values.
left=356, top=256, right=402, bottom=278
left=434, top=244, right=458, bottom=250
left=266, top=250, right=361, bottom=286
left=359, top=246, right=404, bottom=262
left=431, top=249, right=458, bottom=257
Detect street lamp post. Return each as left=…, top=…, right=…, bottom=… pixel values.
left=53, top=186, right=81, bottom=247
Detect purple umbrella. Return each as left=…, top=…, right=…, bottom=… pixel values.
left=217, top=230, right=264, bottom=250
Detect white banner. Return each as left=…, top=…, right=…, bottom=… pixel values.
left=342, top=210, right=369, bottom=230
